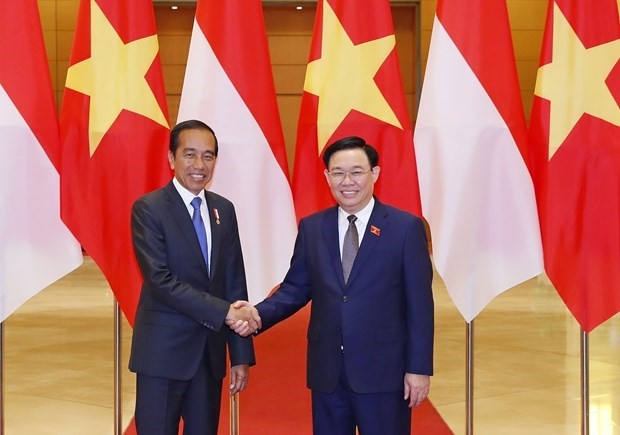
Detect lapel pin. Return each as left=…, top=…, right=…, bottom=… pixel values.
left=213, top=208, right=220, bottom=225
left=370, top=225, right=380, bottom=236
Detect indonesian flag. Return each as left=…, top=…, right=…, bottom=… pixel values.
left=0, top=0, right=82, bottom=322
left=293, top=0, right=421, bottom=219
left=529, top=0, right=620, bottom=332
left=414, top=0, right=544, bottom=322
left=60, top=0, right=171, bottom=325
left=177, top=0, right=297, bottom=303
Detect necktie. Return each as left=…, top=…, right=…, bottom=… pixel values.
left=190, top=197, right=209, bottom=274
left=342, top=215, right=358, bottom=284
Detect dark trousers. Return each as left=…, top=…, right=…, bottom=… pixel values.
left=311, top=361, right=411, bottom=435
left=135, top=354, right=222, bottom=435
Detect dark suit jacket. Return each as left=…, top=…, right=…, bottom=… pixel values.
left=256, top=199, right=433, bottom=394
left=129, top=181, right=255, bottom=381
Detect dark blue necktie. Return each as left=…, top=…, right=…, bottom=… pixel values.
left=190, top=197, right=209, bottom=274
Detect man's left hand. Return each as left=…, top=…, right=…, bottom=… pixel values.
left=229, top=364, right=250, bottom=395
left=404, top=373, right=430, bottom=408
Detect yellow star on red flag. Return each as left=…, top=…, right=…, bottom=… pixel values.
left=65, top=0, right=168, bottom=156
left=534, top=2, right=620, bottom=158
left=304, top=0, right=402, bottom=153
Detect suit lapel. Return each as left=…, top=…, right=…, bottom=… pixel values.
left=164, top=182, right=209, bottom=278
left=321, top=207, right=345, bottom=288
left=205, top=191, right=221, bottom=278
left=345, top=201, right=390, bottom=287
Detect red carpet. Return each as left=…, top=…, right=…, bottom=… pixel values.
left=125, top=305, right=452, bottom=434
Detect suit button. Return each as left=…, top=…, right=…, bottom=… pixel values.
left=342, top=295, right=348, bottom=302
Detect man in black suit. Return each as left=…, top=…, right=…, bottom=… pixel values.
left=232, top=136, right=434, bottom=435
left=130, top=119, right=260, bottom=435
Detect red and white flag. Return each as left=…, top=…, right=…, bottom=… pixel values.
left=177, top=0, right=297, bottom=303
left=529, top=0, right=620, bottom=332
left=60, top=0, right=171, bottom=325
left=293, top=0, right=421, bottom=219
left=0, top=0, right=82, bottom=322
left=414, top=0, right=544, bottom=321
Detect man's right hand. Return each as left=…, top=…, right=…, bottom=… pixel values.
left=225, top=300, right=261, bottom=337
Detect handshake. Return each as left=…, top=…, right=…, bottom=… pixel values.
left=225, top=301, right=261, bottom=337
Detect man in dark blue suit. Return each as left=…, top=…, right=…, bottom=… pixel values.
left=129, top=120, right=260, bottom=435
left=232, top=136, right=434, bottom=434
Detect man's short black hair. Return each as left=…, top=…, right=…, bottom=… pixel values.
left=322, top=136, right=379, bottom=168
left=169, top=119, right=219, bottom=157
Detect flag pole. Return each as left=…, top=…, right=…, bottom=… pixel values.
left=580, top=328, right=589, bottom=435
left=230, top=392, right=239, bottom=435
left=114, top=300, right=122, bottom=435
left=466, top=320, right=474, bottom=435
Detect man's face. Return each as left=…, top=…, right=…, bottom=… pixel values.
left=324, top=148, right=380, bottom=214
left=168, top=128, right=217, bottom=195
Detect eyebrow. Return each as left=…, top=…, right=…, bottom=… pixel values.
left=182, top=148, right=215, bottom=155
left=329, top=165, right=367, bottom=171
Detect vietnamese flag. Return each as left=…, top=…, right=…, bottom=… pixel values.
left=177, top=0, right=297, bottom=303
left=293, top=0, right=421, bottom=219
left=60, top=0, right=171, bottom=325
left=414, top=0, right=544, bottom=321
left=0, top=0, right=82, bottom=322
left=529, top=0, right=620, bottom=332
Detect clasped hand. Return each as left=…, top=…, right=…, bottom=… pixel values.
left=225, top=300, right=261, bottom=336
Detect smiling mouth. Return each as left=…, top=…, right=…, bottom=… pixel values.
left=190, top=174, right=206, bottom=180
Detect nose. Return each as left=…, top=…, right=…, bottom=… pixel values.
left=341, top=172, right=355, bottom=183
left=192, top=157, right=205, bottom=169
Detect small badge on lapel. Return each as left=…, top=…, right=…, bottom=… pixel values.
left=370, top=225, right=380, bottom=236
left=213, top=208, right=220, bottom=225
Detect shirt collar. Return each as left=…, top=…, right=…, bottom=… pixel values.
left=172, top=177, right=206, bottom=207
left=338, top=197, right=375, bottom=225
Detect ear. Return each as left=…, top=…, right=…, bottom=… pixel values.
left=168, top=150, right=175, bottom=170
left=324, top=168, right=331, bottom=185
left=371, top=166, right=380, bottom=182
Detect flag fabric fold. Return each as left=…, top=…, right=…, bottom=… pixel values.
left=414, top=0, right=544, bottom=322
left=177, top=0, right=297, bottom=303
left=529, top=0, right=620, bottom=332
left=0, top=0, right=82, bottom=322
left=60, top=0, right=171, bottom=325
left=293, top=0, right=421, bottom=219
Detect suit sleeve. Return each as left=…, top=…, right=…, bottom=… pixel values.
left=255, top=220, right=312, bottom=332
left=403, top=217, right=434, bottom=375
left=131, top=197, right=230, bottom=331
left=223, top=207, right=255, bottom=366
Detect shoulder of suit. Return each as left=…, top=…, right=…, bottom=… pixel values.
left=373, top=200, right=423, bottom=224
left=205, top=190, right=235, bottom=209
left=133, top=183, right=170, bottom=207
left=300, top=205, right=338, bottom=224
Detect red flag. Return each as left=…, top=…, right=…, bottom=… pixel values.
left=177, top=0, right=297, bottom=303
left=414, top=0, right=543, bottom=321
left=293, top=0, right=421, bottom=219
left=529, top=0, right=620, bottom=332
left=0, top=0, right=82, bottom=321
left=60, top=0, right=171, bottom=325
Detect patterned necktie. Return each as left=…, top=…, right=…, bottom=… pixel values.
left=190, top=197, right=209, bottom=274
left=342, top=215, right=359, bottom=284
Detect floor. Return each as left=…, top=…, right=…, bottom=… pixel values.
left=3, top=256, right=619, bottom=434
